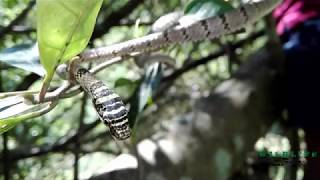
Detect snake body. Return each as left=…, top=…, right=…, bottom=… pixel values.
left=74, top=66, right=130, bottom=140
left=78, top=0, right=281, bottom=63
left=70, top=0, right=281, bottom=140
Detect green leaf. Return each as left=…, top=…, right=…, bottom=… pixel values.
left=0, top=117, right=23, bottom=134
left=37, top=0, right=103, bottom=98
left=0, top=106, right=47, bottom=134
left=0, top=43, right=45, bottom=76
left=0, top=94, right=56, bottom=134
left=114, top=78, right=137, bottom=88
left=114, top=77, right=139, bottom=99
left=128, top=63, right=163, bottom=128
left=185, top=0, right=234, bottom=20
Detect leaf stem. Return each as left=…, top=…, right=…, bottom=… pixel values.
left=39, top=72, right=54, bottom=102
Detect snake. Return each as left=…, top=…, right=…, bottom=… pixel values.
left=67, top=0, right=281, bottom=140
left=72, top=65, right=131, bottom=140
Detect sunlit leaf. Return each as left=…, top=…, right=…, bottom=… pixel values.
left=0, top=95, right=28, bottom=119
left=0, top=94, right=56, bottom=134
left=0, top=43, right=45, bottom=76
left=37, top=0, right=103, bottom=98
left=0, top=105, right=47, bottom=134
left=183, top=0, right=234, bottom=24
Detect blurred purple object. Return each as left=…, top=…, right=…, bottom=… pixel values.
left=273, top=0, right=320, bottom=35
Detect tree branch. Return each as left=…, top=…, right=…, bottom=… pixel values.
left=1, top=119, right=100, bottom=161
left=162, top=30, right=265, bottom=83
left=15, top=73, right=41, bottom=91
left=74, top=93, right=88, bottom=180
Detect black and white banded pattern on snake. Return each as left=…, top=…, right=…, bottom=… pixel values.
left=74, top=66, right=130, bottom=140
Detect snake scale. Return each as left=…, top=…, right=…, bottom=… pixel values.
left=73, top=65, right=130, bottom=140
left=68, top=0, right=281, bottom=140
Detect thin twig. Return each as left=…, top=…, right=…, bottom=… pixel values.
left=90, top=56, right=125, bottom=73
left=32, top=56, right=127, bottom=103
left=0, top=119, right=100, bottom=161
left=74, top=93, right=87, bottom=180
left=2, top=133, right=9, bottom=180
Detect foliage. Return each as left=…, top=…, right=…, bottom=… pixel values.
left=185, top=0, right=234, bottom=19
left=0, top=43, right=44, bottom=76
left=37, top=0, right=103, bottom=99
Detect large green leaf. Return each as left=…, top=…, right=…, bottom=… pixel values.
left=37, top=0, right=103, bottom=99
left=0, top=43, right=45, bottom=76
left=185, top=0, right=234, bottom=20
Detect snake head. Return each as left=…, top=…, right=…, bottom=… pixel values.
left=93, top=97, right=131, bottom=141
left=109, top=123, right=131, bottom=140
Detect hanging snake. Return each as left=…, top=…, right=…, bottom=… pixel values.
left=67, top=0, right=281, bottom=140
